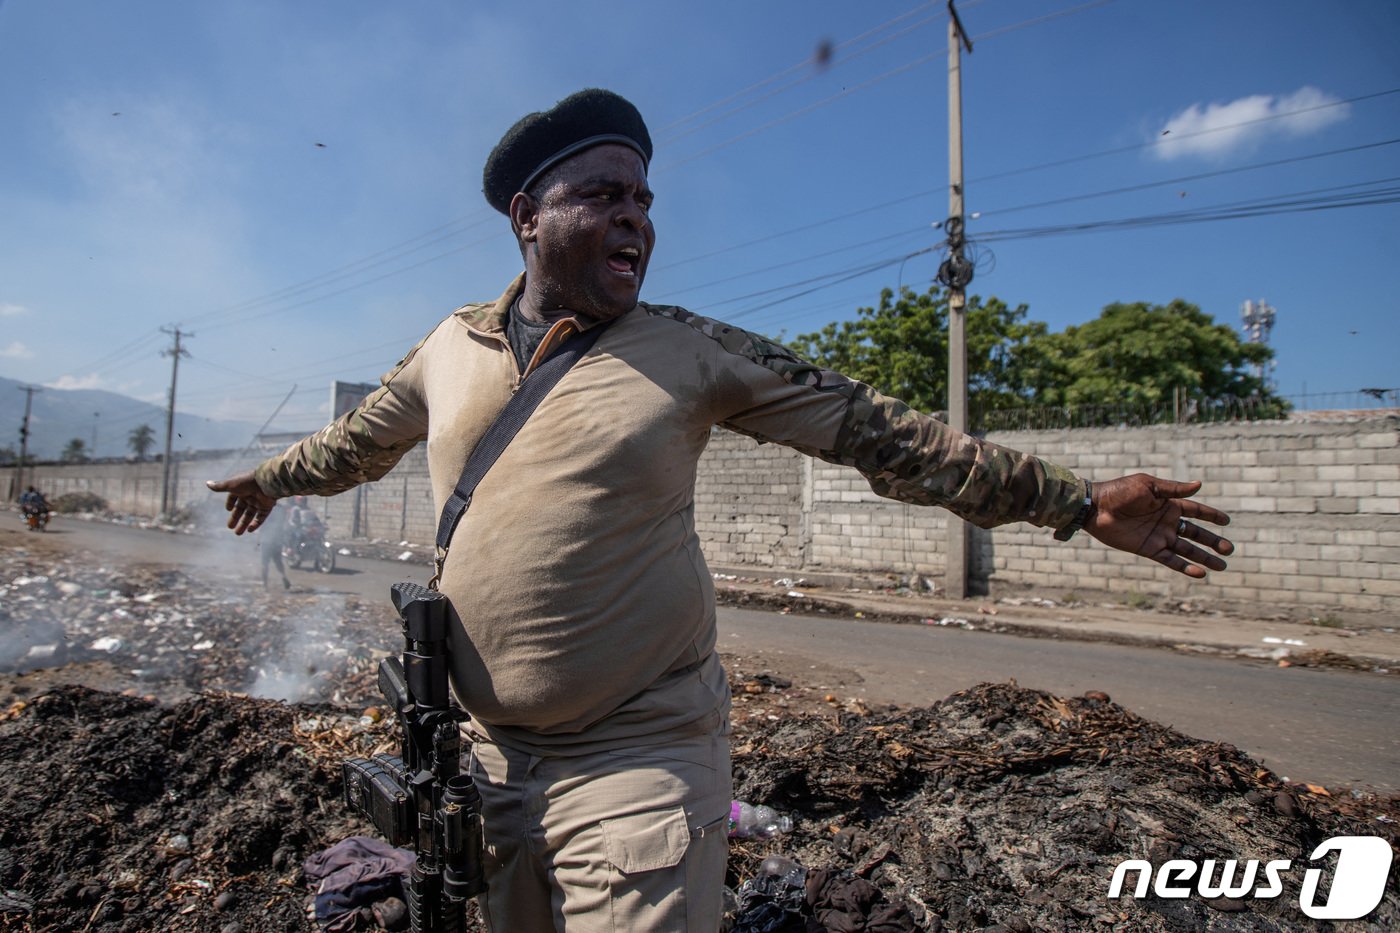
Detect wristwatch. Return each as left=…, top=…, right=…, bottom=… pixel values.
left=1053, top=480, right=1094, bottom=542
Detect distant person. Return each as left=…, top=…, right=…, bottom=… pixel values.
left=286, top=495, right=323, bottom=551
left=19, top=486, right=48, bottom=515
left=257, top=505, right=292, bottom=590
left=209, top=89, right=1234, bottom=931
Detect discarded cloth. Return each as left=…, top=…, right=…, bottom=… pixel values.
left=303, top=835, right=416, bottom=932
left=805, top=867, right=918, bottom=933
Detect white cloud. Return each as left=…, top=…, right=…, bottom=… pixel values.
left=1, top=341, right=34, bottom=359
left=1152, top=86, right=1349, bottom=160
left=0, top=303, right=30, bottom=317
left=45, top=373, right=104, bottom=390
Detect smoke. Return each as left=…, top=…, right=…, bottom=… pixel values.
left=0, top=576, right=69, bottom=673
left=245, top=593, right=354, bottom=703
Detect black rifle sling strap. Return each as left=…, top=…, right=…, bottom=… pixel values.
left=430, top=320, right=611, bottom=589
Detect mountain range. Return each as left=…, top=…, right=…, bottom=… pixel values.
left=0, top=374, right=267, bottom=461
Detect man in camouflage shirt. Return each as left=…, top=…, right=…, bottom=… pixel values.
left=209, top=89, right=1233, bottom=932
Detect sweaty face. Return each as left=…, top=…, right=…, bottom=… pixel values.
left=517, top=144, right=656, bottom=322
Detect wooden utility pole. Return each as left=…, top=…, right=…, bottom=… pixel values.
left=160, top=327, right=192, bottom=517
left=943, top=1, right=974, bottom=598
left=15, top=385, right=41, bottom=499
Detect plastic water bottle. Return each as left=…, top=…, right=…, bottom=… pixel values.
left=727, top=800, right=793, bottom=839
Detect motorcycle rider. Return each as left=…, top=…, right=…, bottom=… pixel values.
left=287, top=495, right=326, bottom=557
left=287, top=495, right=311, bottom=548
left=19, top=486, right=50, bottom=528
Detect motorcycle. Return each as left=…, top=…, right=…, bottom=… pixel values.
left=284, top=520, right=336, bottom=573
left=22, top=506, right=50, bottom=532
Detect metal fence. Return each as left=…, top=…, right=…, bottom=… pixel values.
left=972, top=388, right=1397, bottom=433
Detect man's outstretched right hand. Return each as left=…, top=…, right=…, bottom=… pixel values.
left=206, top=472, right=279, bottom=535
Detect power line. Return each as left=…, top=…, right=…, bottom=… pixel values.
left=649, top=226, right=932, bottom=302
left=973, top=179, right=1400, bottom=242
left=197, top=231, right=499, bottom=334
left=974, top=138, right=1400, bottom=219
left=690, top=181, right=1399, bottom=329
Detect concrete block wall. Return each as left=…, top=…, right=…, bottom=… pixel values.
left=312, top=447, right=436, bottom=545
left=694, top=431, right=806, bottom=569
left=974, top=420, right=1400, bottom=611
left=804, top=459, right=953, bottom=578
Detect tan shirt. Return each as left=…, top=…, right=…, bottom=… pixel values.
left=255, top=276, right=1085, bottom=754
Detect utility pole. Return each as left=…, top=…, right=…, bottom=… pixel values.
left=160, top=327, right=192, bottom=517
left=940, top=1, right=974, bottom=599
left=15, top=385, right=41, bottom=499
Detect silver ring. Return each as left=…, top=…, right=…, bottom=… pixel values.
left=1177, top=518, right=1188, bottom=536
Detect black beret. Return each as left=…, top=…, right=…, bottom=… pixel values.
left=482, top=88, right=652, bottom=214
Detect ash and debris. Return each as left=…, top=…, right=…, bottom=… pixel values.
left=0, top=548, right=391, bottom=708
left=1, top=546, right=1397, bottom=932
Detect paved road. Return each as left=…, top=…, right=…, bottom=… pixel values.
left=15, top=514, right=1400, bottom=792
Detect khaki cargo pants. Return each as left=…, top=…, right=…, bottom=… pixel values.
left=468, top=732, right=732, bottom=932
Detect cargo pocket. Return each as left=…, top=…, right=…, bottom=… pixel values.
left=601, top=806, right=689, bottom=874
left=601, top=806, right=690, bottom=929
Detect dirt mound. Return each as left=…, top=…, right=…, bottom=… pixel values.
left=0, top=680, right=1395, bottom=932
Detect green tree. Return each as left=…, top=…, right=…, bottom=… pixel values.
left=784, top=285, right=1046, bottom=414
left=62, top=438, right=88, bottom=463
left=1022, top=299, right=1286, bottom=415
left=0, top=446, right=15, bottom=466
left=128, top=424, right=157, bottom=461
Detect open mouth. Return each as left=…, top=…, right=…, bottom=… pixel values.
left=606, top=246, right=641, bottom=277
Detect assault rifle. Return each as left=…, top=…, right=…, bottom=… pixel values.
left=343, top=582, right=486, bottom=933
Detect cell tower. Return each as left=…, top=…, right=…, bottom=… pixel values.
left=1240, top=299, right=1277, bottom=390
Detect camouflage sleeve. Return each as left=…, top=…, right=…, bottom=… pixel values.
left=253, top=334, right=432, bottom=499
left=666, top=309, right=1085, bottom=530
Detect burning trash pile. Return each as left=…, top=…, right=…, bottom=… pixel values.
left=0, top=544, right=1397, bottom=931
left=0, top=547, right=394, bottom=708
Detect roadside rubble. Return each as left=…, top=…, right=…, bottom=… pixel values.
left=711, top=573, right=1398, bottom=676
left=1, top=544, right=1398, bottom=931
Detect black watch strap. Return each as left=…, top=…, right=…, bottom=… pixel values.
left=1053, top=480, right=1094, bottom=542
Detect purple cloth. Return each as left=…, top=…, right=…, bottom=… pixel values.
left=303, top=836, right=416, bottom=932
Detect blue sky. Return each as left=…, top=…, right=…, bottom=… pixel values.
left=2, top=0, right=1396, bottom=436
